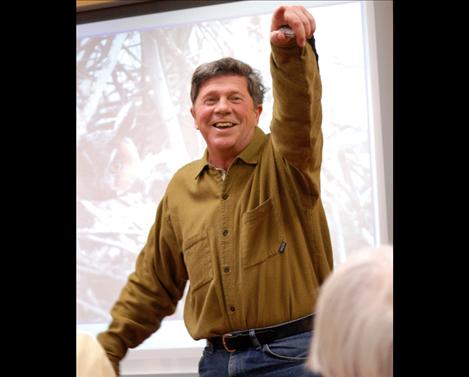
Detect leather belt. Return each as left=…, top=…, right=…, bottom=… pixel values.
left=207, top=314, right=314, bottom=352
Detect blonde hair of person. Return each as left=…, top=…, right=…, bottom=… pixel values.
left=77, top=331, right=116, bottom=377
left=308, top=245, right=393, bottom=377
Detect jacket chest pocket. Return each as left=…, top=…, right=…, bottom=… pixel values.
left=241, top=197, right=285, bottom=269
left=183, top=233, right=213, bottom=292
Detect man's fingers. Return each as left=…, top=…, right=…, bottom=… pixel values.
left=271, top=5, right=316, bottom=47
left=300, top=10, right=313, bottom=39
left=288, top=7, right=311, bottom=46
left=270, top=29, right=288, bottom=45
left=295, top=6, right=315, bottom=38
left=284, top=6, right=314, bottom=46
left=304, top=8, right=316, bottom=36
left=271, top=6, right=287, bottom=31
left=287, top=17, right=306, bottom=46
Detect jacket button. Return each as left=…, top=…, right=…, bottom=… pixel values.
left=223, top=229, right=229, bottom=236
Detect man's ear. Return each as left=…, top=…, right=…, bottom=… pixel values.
left=190, top=107, right=199, bottom=129
left=255, top=104, right=263, bottom=123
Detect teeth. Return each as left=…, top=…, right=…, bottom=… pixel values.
left=214, top=122, right=234, bottom=128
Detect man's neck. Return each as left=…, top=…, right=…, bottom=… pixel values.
left=207, top=128, right=257, bottom=171
left=208, top=155, right=233, bottom=172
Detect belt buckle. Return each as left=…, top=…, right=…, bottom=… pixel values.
left=222, top=333, right=236, bottom=353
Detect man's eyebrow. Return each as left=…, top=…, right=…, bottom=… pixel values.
left=200, top=91, right=217, bottom=98
left=201, top=90, right=245, bottom=98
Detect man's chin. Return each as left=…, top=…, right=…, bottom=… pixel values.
left=209, top=141, right=235, bottom=153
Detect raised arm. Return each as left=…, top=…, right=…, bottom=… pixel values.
left=269, top=5, right=323, bottom=176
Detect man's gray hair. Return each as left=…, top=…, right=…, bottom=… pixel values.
left=190, top=57, right=265, bottom=107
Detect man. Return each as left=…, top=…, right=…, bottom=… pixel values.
left=98, top=5, right=333, bottom=377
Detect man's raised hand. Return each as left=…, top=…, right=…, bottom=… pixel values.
left=270, top=5, right=316, bottom=48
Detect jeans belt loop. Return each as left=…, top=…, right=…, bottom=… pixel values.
left=249, top=329, right=261, bottom=349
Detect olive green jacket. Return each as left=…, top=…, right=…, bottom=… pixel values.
left=98, top=39, right=333, bottom=375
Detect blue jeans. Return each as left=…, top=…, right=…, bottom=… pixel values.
left=198, top=331, right=321, bottom=377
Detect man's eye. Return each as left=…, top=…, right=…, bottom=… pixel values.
left=204, top=98, right=216, bottom=105
left=230, top=96, right=242, bottom=102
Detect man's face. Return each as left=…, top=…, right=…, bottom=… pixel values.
left=190, top=75, right=262, bottom=161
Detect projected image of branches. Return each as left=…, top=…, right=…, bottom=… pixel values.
left=77, top=32, right=182, bottom=323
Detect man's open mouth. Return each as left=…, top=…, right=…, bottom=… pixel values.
left=213, top=122, right=236, bottom=129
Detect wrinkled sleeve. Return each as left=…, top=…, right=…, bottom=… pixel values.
left=97, top=195, right=187, bottom=375
left=270, top=38, right=323, bottom=196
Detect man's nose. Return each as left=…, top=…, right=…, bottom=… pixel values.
left=214, top=97, right=231, bottom=114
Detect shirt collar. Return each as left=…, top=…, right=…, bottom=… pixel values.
left=194, top=127, right=267, bottom=179
left=237, top=126, right=266, bottom=165
left=193, top=150, right=210, bottom=179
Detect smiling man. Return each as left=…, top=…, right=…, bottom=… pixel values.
left=98, top=5, right=333, bottom=377
left=190, top=68, right=263, bottom=171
